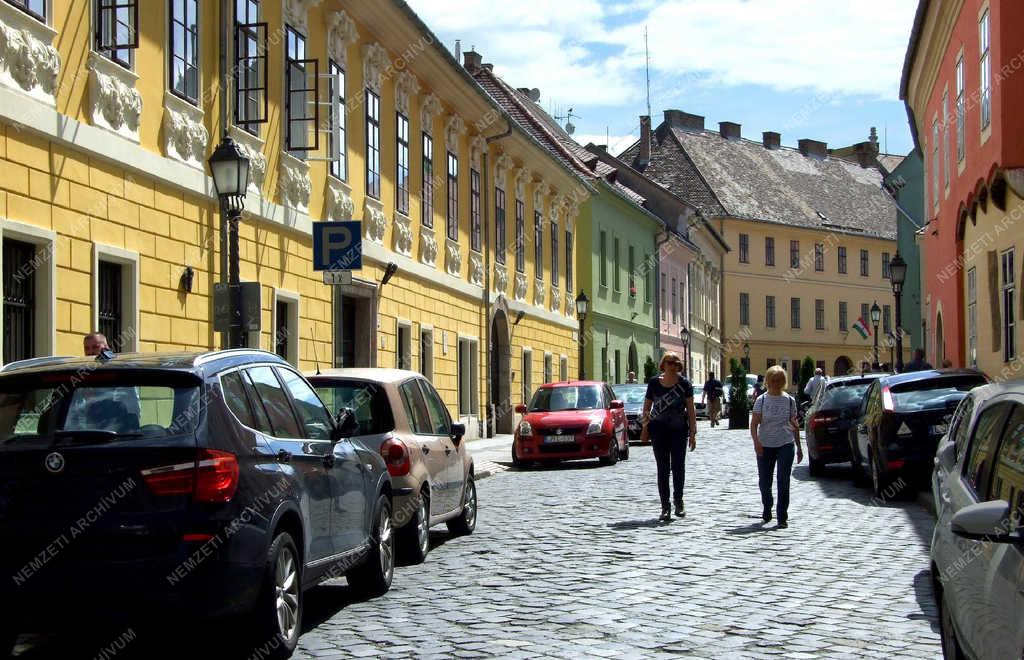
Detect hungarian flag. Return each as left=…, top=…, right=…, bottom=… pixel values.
left=852, top=317, right=871, bottom=339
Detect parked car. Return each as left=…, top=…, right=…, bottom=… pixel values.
left=722, top=381, right=756, bottom=417
left=692, top=384, right=708, bottom=419
left=612, top=383, right=647, bottom=441
left=307, top=369, right=475, bottom=565
left=0, top=350, right=394, bottom=659
left=803, top=374, right=884, bottom=476
left=849, top=369, right=989, bottom=496
left=513, top=381, right=628, bottom=466
left=930, top=380, right=1024, bottom=659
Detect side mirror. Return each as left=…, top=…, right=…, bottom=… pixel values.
left=515, top=404, right=528, bottom=414
left=937, top=441, right=956, bottom=472
left=450, top=422, right=466, bottom=446
left=950, top=501, right=1018, bottom=543
left=610, top=400, right=624, bottom=410
left=332, top=407, right=359, bottom=441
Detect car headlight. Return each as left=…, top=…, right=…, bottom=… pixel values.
left=519, top=420, right=533, bottom=437
left=586, top=420, right=603, bottom=436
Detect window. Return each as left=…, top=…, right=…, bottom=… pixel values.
left=220, top=371, right=257, bottom=429
left=399, top=381, right=432, bottom=435
left=495, top=188, right=506, bottom=265
left=457, top=338, right=478, bottom=416
left=515, top=199, right=525, bottom=273
left=279, top=369, right=333, bottom=440
left=951, top=396, right=977, bottom=458
left=765, top=237, right=775, bottom=267
left=612, top=237, right=620, bottom=291
left=790, top=297, right=800, bottom=329
left=739, top=233, right=749, bottom=263
left=815, top=299, right=825, bottom=331
left=790, top=240, right=800, bottom=269
left=246, top=367, right=302, bottom=439
left=932, top=119, right=940, bottom=207
left=168, top=0, right=199, bottom=103
left=274, top=298, right=298, bottom=365
left=471, top=169, right=482, bottom=252
left=565, top=229, right=572, bottom=293
left=365, top=90, right=380, bottom=199
left=644, top=253, right=652, bottom=303
left=814, top=243, right=824, bottom=272
left=2, top=240, right=36, bottom=364
left=883, top=305, right=892, bottom=335
left=533, top=210, right=542, bottom=278
left=390, top=113, right=410, bottom=214
left=956, top=55, right=966, bottom=162
left=660, top=274, right=666, bottom=320
left=419, top=328, right=433, bottom=381
left=328, top=61, right=347, bottom=180
left=882, top=252, right=891, bottom=279
left=968, top=267, right=977, bottom=366
left=860, top=249, right=869, bottom=277
left=421, top=133, right=433, bottom=227
left=990, top=406, right=1024, bottom=527
left=396, top=323, right=411, bottom=370
left=1002, top=249, right=1016, bottom=362
left=861, top=303, right=869, bottom=324
left=671, top=278, right=677, bottom=324
left=543, top=354, right=552, bottom=384
left=599, top=230, right=608, bottom=286
left=965, top=403, right=1011, bottom=496
left=521, top=350, right=532, bottom=404
left=839, top=301, right=848, bottom=332
left=838, top=247, right=847, bottom=274
left=628, top=246, right=635, bottom=294
left=446, top=151, right=458, bottom=240
left=95, top=0, right=139, bottom=69
left=314, top=381, right=395, bottom=436
left=739, top=292, right=749, bottom=326
left=766, top=295, right=776, bottom=329
left=942, top=92, right=951, bottom=189
left=98, top=262, right=123, bottom=351
left=980, top=9, right=991, bottom=130
left=559, top=356, right=568, bottom=382
left=551, top=220, right=558, bottom=287
left=234, top=0, right=266, bottom=132
left=601, top=347, right=608, bottom=382
left=417, top=381, right=451, bottom=436
left=5, top=0, right=46, bottom=22
left=284, top=27, right=317, bottom=154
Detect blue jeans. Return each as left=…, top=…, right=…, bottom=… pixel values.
left=652, top=436, right=687, bottom=509
left=757, top=443, right=795, bottom=522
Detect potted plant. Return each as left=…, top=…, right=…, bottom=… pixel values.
left=727, top=358, right=751, bottom=430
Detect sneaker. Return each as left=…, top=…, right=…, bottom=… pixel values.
left=674, top=501, right=685, bottom=518
left=762, top=510, right=772, bottom=523
left=777, top=520, right=788, bottom=529
left=659, top=508, right=672, bottom=522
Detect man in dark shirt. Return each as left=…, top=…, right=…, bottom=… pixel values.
left=904, top=348, right=933, bottom=372
left=702, top=372, right=725, bottom=427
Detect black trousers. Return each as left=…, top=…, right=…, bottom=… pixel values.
left=652, top=435, right=687, bottom=508
left=757, top=443, right=795, bottom=522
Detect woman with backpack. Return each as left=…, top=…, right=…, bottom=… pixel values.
left=750, top=366, right=803, bottom=528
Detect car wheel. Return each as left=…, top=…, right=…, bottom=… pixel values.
left=511, top=444, right=524, bottom=468
left=599, top=438, right=619, bottom=466
left=252, top=531, right=302, bottom=659
left=620, top=430, right=630, bottom=461
left=446, top=474, right=477, bottom=536
left=939, top=585, right=966, bottom=660
left=808, top=456, right=825, bottom=477
left=398, top=490, right=430, bottom=564
left=849, top=438, right=868, bottom=486
left=346, top=495, right=395, bottom=597
left=870, top=450, right=892, bottom=499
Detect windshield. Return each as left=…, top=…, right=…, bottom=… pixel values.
left=890, top=376, right=988, bottom=412
left=530, top=386, right=604, bottom=412
left=612, top=385, right=646, bottom=405
left=0, top=374, right=201, bottom=444
left=821, top=382, right=872, bottom=410
left=313, top=381, right=395, bottom=435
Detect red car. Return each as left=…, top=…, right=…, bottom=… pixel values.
left=512, top=381, right=629, bottom=467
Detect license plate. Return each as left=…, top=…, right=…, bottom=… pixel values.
left=930, top=424, right=948, bottom=436
left=544, top=435, right=575, bottom=444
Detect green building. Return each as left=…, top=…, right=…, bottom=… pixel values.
left=882, top=152, right=925, bottom=352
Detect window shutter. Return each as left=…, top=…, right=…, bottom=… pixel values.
left=234, top=22, right=269, bottom=127
left=988, top=250, right=1001, bottom=352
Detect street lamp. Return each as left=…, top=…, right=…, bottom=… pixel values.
left=743, top=341, right=751, bottom=372
left=886, top=331, right=897, bottom=372
left=208, top=135, right=251, bottom=349
left=870, top=301, right=881, bottom=370
left=889, top=252, right=908, bottom=372
left=680, top=327, right=691, bottom=379
left=575, top=290, right=589, bottom=380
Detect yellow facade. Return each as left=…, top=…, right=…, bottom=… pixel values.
left=0, top=0, right=585, bottom=437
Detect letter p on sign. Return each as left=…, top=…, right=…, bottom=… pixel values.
left=313, top=221, right=362, bottom=271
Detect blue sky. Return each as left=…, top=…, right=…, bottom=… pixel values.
left=406, top=0, right=920, bottom=157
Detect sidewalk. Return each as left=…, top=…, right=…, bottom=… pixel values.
left=465, top=434, right=514, bottom=480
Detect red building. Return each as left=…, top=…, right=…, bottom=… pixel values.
left=901, top=0, right=1024, bottom=372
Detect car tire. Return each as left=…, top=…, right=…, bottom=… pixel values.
left=446, top=474, right=477, bottom=536
left=808, top=456, right=825, bottom=477
left=599, top=438, right=619, bottom=466
left=398, top=490, right=430, bottom=564
left=870, top=450, right=892, bottom=499
left=620, top=431, right=630, bottom=461
left=849, top=438, right=869, bottom=486
left=252, top=531, right=302, bottom=659
left=938, top=584, right=967, bottom=660
left=346, top=495, right=395, bottom=597
left=511, top=444, right=524, bottom=468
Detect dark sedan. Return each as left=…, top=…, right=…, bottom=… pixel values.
left=803, top=374, right=884, bottom=476
left=850, top=369, right=989, bottom=496
left=613, top=384, right=647, bottom=441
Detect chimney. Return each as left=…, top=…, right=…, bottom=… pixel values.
left=463, top=50, right=482, bottom=74
left=638, top=115, right=652, bottom=167
left=762, top=131, right=781, bottom=150
left=663, top=109, right=705, bottom=131
left=798, top=138, right=828, bottom=159
left=719, top=121, right=741, bottom=140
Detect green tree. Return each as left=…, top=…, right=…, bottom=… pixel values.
left=728, top=358, right=750, bottom=429
left=799, top=356, right=815, bottom=402
left=643, top=356, right=657, bottom=381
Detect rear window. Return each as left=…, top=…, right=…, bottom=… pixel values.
left=890, top=375, right=988, bottom=412
left=821, top=382, right=872, bottom=410
left=314, top=381, right=395, bottom=436
left=612, top=386, right=646, bottom=404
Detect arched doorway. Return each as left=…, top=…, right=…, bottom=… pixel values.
left=834, top=356, right=853, bottom=376
left=627, top=341, right=639, bottom=380
left=489, top=310, right=512, bottom=435
left=936, top=313, right=944, bottom=366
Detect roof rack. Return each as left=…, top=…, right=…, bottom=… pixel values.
left=192, top=349, right=280, bottom=367
left=0, top=356, right=78, bottom=373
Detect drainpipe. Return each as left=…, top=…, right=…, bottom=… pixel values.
left=483, top=121, right=512, bottom=437
left=655, top=228, right=671, bottom=357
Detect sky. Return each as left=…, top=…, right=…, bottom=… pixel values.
left=406, top=0, right=921, bottom=158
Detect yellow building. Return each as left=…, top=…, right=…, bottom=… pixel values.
left=0, top=0, right=586, bottom=437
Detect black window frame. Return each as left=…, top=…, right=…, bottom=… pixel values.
left=471, top=168, right=482, bottom=252
left=514, top=199, right=525, bottom=274
left=533, top=210, right=543, bottom=280
left=791, top=297, right=801, bottom=330
left=284, top=26, right=318, bottom=155
left=494, top=187, right=506, bottom=265
left=168, top=0, right=200, bottom=105
left=395, top=112, right=410, bottom=216
left=838, top=246, right=847, bottom=274
left=790, top=240, right=800, bottom=269
left=365, top=88, right=381, bottom=200
left=839, top=301, right=848, bottom=332
left=275, top=299, right=291, bottom=362
left=738, top=233, right=749, bottom=263
left=766, top=295, right=776, bottom=328
left=98, top=261, right=124, bottom=352
left=5, top=0, right=46, bottom=22
left=551, top=220, right=559, bottom=289
left=421, top=133, right=434, bottom=228
left=814, top=243, right=824, bottom=272
left=739, top=292, right=749, bottom=326
left=328, top=60, right=347, bottom=181
left=765, top=236, right=775, bottom=267
left=2, top=239, right=36, bottom=364
left=234, top=2, right=268, bottom=133
left=95, top=0, right=139, bottom=70
left=815, top=299, right=825, bottom=330
left=860, top=249, right=870, bottom=277
left=446, top=151, right=458, bottom=241
left=565, top=228, right=572, bottom=293
left=882, top=252, right=891, bottom=279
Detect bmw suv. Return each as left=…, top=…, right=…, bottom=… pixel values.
left=0, top=350, right=394, bottom=659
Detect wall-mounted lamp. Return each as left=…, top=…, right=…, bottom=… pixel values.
left=380, top=262, right=399, bottom=286
left=180, top=266, right=195, bottom=293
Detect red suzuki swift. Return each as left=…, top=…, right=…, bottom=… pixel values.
left=512, top=381, right=628, bottom=467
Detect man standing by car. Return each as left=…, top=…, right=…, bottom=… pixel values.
left=905, top=348, right=933, bottom=372
left=702, top=372, right=724, bottom=427
left=803, top=368, right=827, bottom=401
left=83, top=332, right=108, bottom=356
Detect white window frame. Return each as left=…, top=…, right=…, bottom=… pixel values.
left=1001, top=249, right=1015, bottom=363
left=521, top=347, right=532, bottom=404
left=931, top=118, right=940, bottom=211
left=272, top=289, right=300, bottom=367
left=942, top=90, right=951, bottom=192
left=457, top=336, right=479, bottom=417
left=967, top=267, right=977, bottom=366
left=0, top=220, right=56, bottom=363
left=955, top=52, right=966, bottom=164
left=395, top=318, right=412, bottom=371
left=543, top=352, right=553, bottom=384
left=92, top=243, right=139, bottom=352
left=419, top=324, right=433, bottom=381
left=559, top=354, right=568, bottom=382
left=980, top=8, right=991, bottom=132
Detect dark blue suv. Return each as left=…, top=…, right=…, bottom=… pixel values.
left=0, top=350, right=394, bottom=658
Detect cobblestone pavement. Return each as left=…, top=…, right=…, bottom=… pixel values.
left=13, top=423, right=942, bottom=659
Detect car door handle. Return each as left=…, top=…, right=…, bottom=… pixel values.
left=277, top=450, right=292, bottom=464
left=421, top=445, right=430, bottom=455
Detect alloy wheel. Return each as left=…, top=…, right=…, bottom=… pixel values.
left=462, top=480, right=477, bottom=529
left=416, top=497, right=429, bottom=555
left=378, top=507, right=394, bottom=581
left=274, top=545, right=300, bottom=641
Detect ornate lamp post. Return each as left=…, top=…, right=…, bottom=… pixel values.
left=681, top=327, right=691, bottom=379
left=889, top=253, right=908, bottom=372
left=886, top=331, right=897, bottom=372
left=208, top=135, right=251, bottom=349
left=575, top=290, right=589, bottom=380
left=870, top=301, right=882, bottom=370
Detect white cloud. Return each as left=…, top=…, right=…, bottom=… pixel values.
left=573, top=133, right=638, bottom=155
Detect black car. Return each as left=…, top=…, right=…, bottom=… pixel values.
left=0, top=350, right=396, bottom=659
left=613, top=384, right=647, bottom=441
left=803, top=374, right=884, bottom=476
left=849, top=368, right=989, bottom=496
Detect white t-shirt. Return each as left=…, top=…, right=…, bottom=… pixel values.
left=752, top=393, right=797, bottom=448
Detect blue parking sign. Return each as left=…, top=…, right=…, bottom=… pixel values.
left=313, top=222, right=362, bottom=271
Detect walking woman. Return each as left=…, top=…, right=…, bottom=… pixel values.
left=640, top=353, right=697, bottom=521
left=750, top=366, right=803, bottom=528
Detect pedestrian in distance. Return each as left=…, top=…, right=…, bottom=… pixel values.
left=803, top=367, right=826, bottom=401
left=626, top=371, right=638, bottom=384
left=750, top=366, right=803, bottom=528
left=83, top=332, right=109, bottom=356
left=904, top=348, right=933, bottom=372
left=752, top=374, right=766, bottom=402
left=702, top=372, right=724, bottom=427
left=640, top=353, right=697, bottom=522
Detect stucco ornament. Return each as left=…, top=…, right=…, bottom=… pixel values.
left=550, top=288, right=562, bottom=314
left=395, top=70, right=419, bottom=115
left=0, top=7, right=60, bottom=104
left=325, top=179, right=355, bottom=220
left=514, top=273, right=527, bottom=302
left=419, top=227, right=438, bottom=267
left=444, top=238, right=460, bottom=275
left=282, top=0, right=322, bottom=33
left=392, top=212, right=412, bottom=256
left=564, top=291, right=574, bottom=316
left=469, top=252, right=484, bottom=286
left=162, top=94, right=208, bottom=168
left=362, top=43, right=390, bottom=94
left=327, top=10, right=358, bottom=65
left=445, top=114, right=465, bottom=152
left=469, top=135, right=486, bottom=169
left=533, top=179, right=549, bottom=211
left=420, top=93, right=442, bottom=132
left=494, top=153, right=514, bottom=187
left=493, top=263, right=508, bottom=294
left=88, top=53, right=142, bottom=142
left=363, top=199, right=386, bottom=244
left=230, top=130, right=267, bottom=191
left=514, top=168, right=530, bottom=200
left=278, top=154, right=311, bottom=212
left=534, top=278, right=546, bottom=306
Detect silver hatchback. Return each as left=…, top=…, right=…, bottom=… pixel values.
left=930, top=381, right=1024, bottom=659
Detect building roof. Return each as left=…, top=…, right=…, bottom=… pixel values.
left=620, top=124, right=899, bottom=241
left=877, top=154, right=908, bottom=175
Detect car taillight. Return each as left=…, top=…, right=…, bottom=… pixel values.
left=142, top=449, right=239, bottom=503
left=380, top=438, right=411, bottom=477
left=882, top=386, right=895, bottom=413
left=810, top=413, right=838, bottom=430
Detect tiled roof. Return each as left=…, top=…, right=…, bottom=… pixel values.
left=877, top=154, right=907, bottom=175
left=619, top=136, right=727, bottom=217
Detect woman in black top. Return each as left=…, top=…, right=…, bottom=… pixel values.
left=640, top=353, right=697, bottom=521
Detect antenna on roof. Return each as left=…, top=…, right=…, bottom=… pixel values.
left=644, top=25, right=652, bottom=119
left=555, top=108, right=581, bottom=136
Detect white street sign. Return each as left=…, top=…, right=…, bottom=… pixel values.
left=323, top=270, right=353, bottom=285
